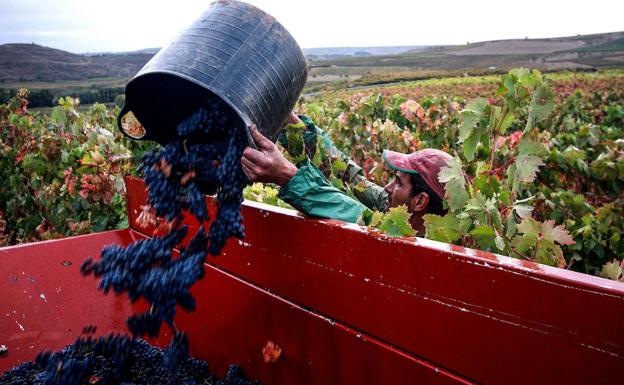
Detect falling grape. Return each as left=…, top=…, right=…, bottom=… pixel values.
left=3, top=96, right=259, bottom=384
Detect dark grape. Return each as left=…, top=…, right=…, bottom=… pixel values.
left=82, top=96, right=250, bottom=339
left=0, top=336, right=260, bottom=385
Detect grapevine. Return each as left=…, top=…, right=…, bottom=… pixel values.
left=262, top=69, right=623, bottom=277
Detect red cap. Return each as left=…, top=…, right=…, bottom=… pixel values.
left=382, top=149, right=453, bottom=200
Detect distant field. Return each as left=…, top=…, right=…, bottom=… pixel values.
left=305, top=69, right=624, bottom=103
left=1, top=77, right=127, bottom=90
left=0, top=78, right=126, bottom=107
left=449, top=40, right=585, bottom=55
left=576, top=37, right=624, bottom=52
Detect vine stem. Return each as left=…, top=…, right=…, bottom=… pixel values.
left=494, top=156, right=516, bottom=177
left=508, top=245, right=532, bottom=261
left=490, top=105, right=509, bottom=172
left=532, top=238, right=540, bottom=261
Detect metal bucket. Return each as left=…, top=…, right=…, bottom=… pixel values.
left=117, top=0, right=308, bottom=146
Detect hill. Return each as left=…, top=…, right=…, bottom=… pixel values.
left=312, top=31, right=624, bottom=68
left=1, top=31, right=623, bottom=100
left=0, top=43, right=153, bottom=83
left=303, top=31, right=624, bottom=90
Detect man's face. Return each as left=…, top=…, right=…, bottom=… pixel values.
left=383, top=171, right=414, bottom=212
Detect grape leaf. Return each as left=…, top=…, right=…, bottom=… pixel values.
left=423, top=213, right=463, bottom=244
left=541, top=220, right=575, bottom=245
left=562, top=146, right=586, bottom=163
left=534, top=239, right=567, bottom=267
left=485, top=198, right=503, bottom=229
left=494, top=229, right=506, bottom=251
left=516, top=218, right=541, bottom=236
left=378, top=205, right=416, bottom=237
left=512, top=218, right=572, bottom=266
left=331, top=158, right=348, bottom=174
left=369, top=211, right=384, bottom=228
left=525, top=84, right=554, bottom=132
left=463, top=131, right=481, bottom=161
left=358, top=208, right=373, bottom=227
left=438, top=157, right=469, bottom=211
left=509, top=68, right=533, bottom=85
left=470, top=225, right=497, bottom=250
left=513, top=203, right=533, bottom=219
left=506, top=213, right=517, bottom=238
left=286, top=130, right=305, bottom=162
left=51, top=106, right=67, bottom=126
left=459, top=98, right=488, bottom=141
left=599, top=259, right=623, bottom=281
left=512, top=218, right=540, bottom=254
left=515, top=155, right=544, bottom=183
left=465, top=192, right=488, bottom=212
left=517, top=136, right=542, bottom=156
left=498, top=111, right=516, bottom=135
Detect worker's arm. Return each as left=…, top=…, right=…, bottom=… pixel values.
left=289, top=115, right=388, bottom=212
left=241, top=125, right=369, bottom=224
left=277, top=158, right=369, bottom=223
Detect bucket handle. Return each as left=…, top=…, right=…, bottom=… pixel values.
left=117, top=104, right=129, bottom=133
left=117, top=104, right=146, bottom=140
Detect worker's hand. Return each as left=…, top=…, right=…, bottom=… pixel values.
left=241, top=125, right=298, bottom=186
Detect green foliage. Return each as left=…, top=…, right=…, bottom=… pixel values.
left=599, top=259, right=623, bottom=281
left=0, top=90, right=142, bottom=245
left=281, top=122, right=308, bottom=163
left=243, top=183, right=292, bottom=209
left=295, top=69, right=623, bottom=280
left=511, top=219, right=574, bottom=267
left=2, top=69, right=623, bottom=282
left=423, top=213, right=466, bottom=244
left=437, top=157, right=469, bottom=211
left=514, top=154, right=544, bottom=183
left=370, top=205, right=416, bottom=237
left=423, top=69, right=578, bottom=267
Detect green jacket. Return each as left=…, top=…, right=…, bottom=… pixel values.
left=278, top=116, right=388, bottom=223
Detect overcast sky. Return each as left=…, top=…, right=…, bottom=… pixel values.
left=0, top=0, right=622, bottom=53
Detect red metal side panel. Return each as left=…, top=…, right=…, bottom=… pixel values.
left=0, top=230, right=144, bottom=372
left=177, top=264, right=471, bottom=385
left=0, top=228, right=470, bottom=384
left=124, top=176, right=624, bottom=385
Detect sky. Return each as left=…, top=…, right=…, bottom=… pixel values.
left=0, top=0, right=622, bottom=53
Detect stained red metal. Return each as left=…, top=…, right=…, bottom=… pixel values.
left=0, top=230, right=469, bottom=384
left=2, top=176, right=624, bottom=385
left=0, top=230, right=148, bottom=372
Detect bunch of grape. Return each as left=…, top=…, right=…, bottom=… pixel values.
left=1, top=97, right=258, bottom=384
left=82, top=227, right=208, bottom=338
left=82, top=96, right=250, bottom=340
left=0, top=336, right=261, bottom=385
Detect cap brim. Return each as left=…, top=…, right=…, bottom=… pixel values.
left=383, top=150, right=419, bottom=174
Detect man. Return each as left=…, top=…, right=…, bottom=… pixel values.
left=241, top=114, right=452, bottom=235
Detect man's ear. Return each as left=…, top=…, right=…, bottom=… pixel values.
left=408, top=192, right=429, bottom=213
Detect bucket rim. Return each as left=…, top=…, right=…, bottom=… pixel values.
left=124, top=69, right=257, bottom=148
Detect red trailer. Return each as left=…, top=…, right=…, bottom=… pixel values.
left=1, top=176, right=623, bottom=384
